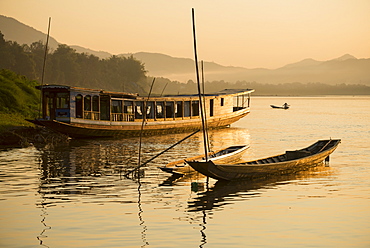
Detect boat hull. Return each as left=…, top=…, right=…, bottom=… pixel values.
left=32, top=108, right=249, bottom=138
left=188, top=139, right=341, bottom=181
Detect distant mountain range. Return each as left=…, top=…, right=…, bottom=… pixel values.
left=1, top=14, right=369, bottom=85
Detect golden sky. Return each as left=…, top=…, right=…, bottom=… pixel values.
left=1, top=0, right=369, bottom=68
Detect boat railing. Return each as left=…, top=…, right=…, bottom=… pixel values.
left=83, top=111, right=100, bottom=120
left=111, top=113, right=135, bottom=122
left=83, top=112, right=92, bottom=119
left=111, top=113, right=123, bottom=121
left=92, top=112, right=99, bottom=120
left=124, top=113, right=135, bottom=121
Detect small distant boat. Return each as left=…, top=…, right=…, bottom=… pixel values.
left=159, top=145, right=249, bottom=175
left=270, top=103, right=289, bottom=109
left=187, top=139, right=341, bottom=181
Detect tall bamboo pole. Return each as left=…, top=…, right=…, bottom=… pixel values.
left=192, top=8, right=208, bottom=161
left=39, top=17, right=51, bottom=118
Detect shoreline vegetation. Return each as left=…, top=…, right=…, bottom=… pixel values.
left=0, top=69, right=69, bottom=148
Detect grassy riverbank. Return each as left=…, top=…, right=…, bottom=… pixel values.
left=0, top=113, right=34, bottom=132
left=0, top=69, right=43, bottom=147
left=0, top=69, right=39, bottom=131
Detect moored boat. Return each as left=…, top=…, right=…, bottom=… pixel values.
left=187, top=139, right=341, bottom=181
left=29, top=85, right=254, bottom=138
left=159, top=145, right=249, bottom=175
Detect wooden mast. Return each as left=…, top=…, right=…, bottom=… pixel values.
left=192, top=8, right=208, bottom=161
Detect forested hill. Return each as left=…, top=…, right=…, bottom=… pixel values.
left=0, top=31, right=149, bottom=94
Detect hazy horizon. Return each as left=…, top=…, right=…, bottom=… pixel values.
left=1, top=0, right=370, bottom=69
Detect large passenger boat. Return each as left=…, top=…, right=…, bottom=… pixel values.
left=30, top=85, right=254, bottom=138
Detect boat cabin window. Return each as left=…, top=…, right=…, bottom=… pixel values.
left=92, top=96, right=99, bottom=112
left=124, top=101, right=133, bottom=114
left=166, top=102, right=174, bottom=119
left=56, top=93, right=69, bottom=109
left=191, top=100, right=199, bottom=117
left=184, top=101, right=190, bottom=117
left=76, top=94, right=83, bottom=118
left=43, top=91, right=71, bottom=119
left=135, top=101, right=144, bottom=119
left=100, top=96, right=110, bottom=120
left=92, top=96, right=99, bottom=120
left=210, top=99, right=214, bottom=117
left=146, top=102, right=155, bottom=119
left=156, top=101, right=164, bottom=119
left=84, top=95, right=91, bottom=111
left=46, top=94, right=54, bottom=119
left=175, top=101, right=183, bottom=118
left=233, top=93, right=250, bottom=111
left=112, top=100, right=122, bottom=113
left=84, top=95, right=92, bottom=119
left=111, top=100, right=123, bottom=121
left=124, top=101, right=134, bottom=121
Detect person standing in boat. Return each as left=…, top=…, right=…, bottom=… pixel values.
left=283, top=103, right=289, bottom=109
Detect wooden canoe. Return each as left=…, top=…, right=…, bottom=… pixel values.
left=270, top=104, right=289, bottom=109
left=187, top=139, right=341, bottom=181
left=159, top=145, right=249, bottom=175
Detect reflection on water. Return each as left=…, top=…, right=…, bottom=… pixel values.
left=14, top=126, right=337, bottom=247
left=137, top=178, right=149, bottom=247
left=31, top=128, right=249, bottom=246
left=187, top=165, right=335, bottom=247
left=36, top=127, right=250, bottom=200
left=37, top=197, right=51, bottom=248
left=188, top=165, right=333, bottom=212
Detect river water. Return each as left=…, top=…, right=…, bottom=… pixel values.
left=1, top=96, right=369, bottom=247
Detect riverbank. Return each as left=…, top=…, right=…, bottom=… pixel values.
left=0, top=125, right=69, bottom=149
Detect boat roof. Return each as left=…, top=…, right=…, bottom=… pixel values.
left=164, top=89, right=255, bottom=98
left=37, top=85, right=254, bottom=98
left=208, top=88, right=255, bottom=96
left=37, top=85, right=139, bottom=98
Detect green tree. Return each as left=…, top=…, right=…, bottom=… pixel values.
left=48, top=44, right=80, bottom=85
left=0, top=31, right=16, bottom=70
left=10, top=42, right=36, bottom=79
left=28, top=41, right=48, bottom=81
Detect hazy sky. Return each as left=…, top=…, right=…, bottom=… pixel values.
left=1, top=0, right=369, bottom=68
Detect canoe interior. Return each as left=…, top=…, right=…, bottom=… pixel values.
left=159, top=145, right=249, bottom=175
left=243, top=139, right=340, bottom=165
